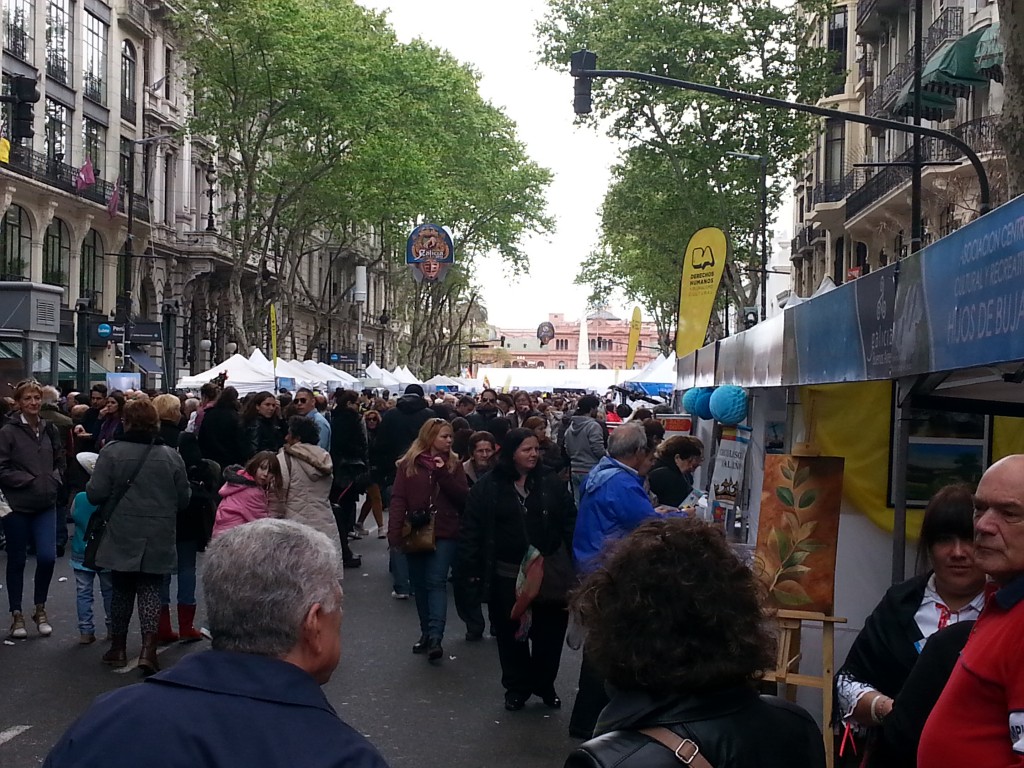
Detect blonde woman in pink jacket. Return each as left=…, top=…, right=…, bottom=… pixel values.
left=211, top=452, right=282, bottom=539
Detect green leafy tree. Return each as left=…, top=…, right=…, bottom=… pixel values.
left=538, top=0, right=838, bottom=334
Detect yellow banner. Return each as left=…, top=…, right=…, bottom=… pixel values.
left=625, top=306, right=642, bottom=369
left=675, top=227, right=728, bottom=357
left=269, top=303, right=278, bottom=368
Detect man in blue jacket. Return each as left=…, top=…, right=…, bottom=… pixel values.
left=44, top=519, right=390, bottom=768
left=572, top=422, right=657, bottom=573
left=570, top=422, right=659, bottom=739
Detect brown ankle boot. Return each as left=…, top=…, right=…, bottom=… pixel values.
left=156, top=605, right=178, bottom=645
left=137, top=632, right=159, bottom=676
left=177, top=604, right=203, bottom=642
left=102, top=633, right=128, bottom=667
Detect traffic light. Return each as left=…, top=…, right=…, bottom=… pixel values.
left=364, top=342, right=375, bottom=366
left=569, top=50, right=597, bottom=115
left=10, top=75, right=40, bottom=140
left=742, top=307, right=759, bottom=330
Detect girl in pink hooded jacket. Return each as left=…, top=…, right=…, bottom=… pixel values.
left=211, top=452, right=282, bottom=538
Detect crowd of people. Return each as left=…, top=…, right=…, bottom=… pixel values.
left=10, top=377, right=1024, bottom=767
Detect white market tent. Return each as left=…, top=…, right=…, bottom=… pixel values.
left=247, top=350, right=321, bottom=390
left=177, top=354, right=276, bottom=395
left=300, top=359, right=358, bottom=385
left=392, top=366, right=422, bottom=386
left=474, top=367, right=627, bottom=393
left=424, top=374, right=458, bottom=391
left=365, top=363, right=403, bottom=389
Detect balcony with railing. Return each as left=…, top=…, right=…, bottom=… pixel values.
left=0, top=146, right=150, bottom=222
left=846, top=115, right=1002, bottom=220
left=83, top=72, right=105, bottom=105
left=3, top=23, right=28, bottom=60
left=118, top=0, right=150, bottom=34
left=46, top=52, right=69, bottom=84
left=814, top=170, right=862, bottom=206
left=858, top=52, right=875, bottom=82
left=866, top=7, right=965, bottom=117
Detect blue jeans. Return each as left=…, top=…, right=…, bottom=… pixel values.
left=390, top=548, right=411, bottom=596
left=2, top=507, right=57, bottom=613
left=160, top=541, right=198, bottom=606
left=74, top=568, right=113, bottom=635
left=406, top=538, right=457, bottom=641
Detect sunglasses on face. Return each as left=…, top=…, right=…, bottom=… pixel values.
left=366, top=417, right=379, bottom=423
left=295, top=398, right=308, bottom=404
left=481, top=397, right=496, bottom=403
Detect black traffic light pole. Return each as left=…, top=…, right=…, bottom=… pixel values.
left=569, top=50, right=991, bottom=215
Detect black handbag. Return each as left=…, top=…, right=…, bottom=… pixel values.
left=83, top=442, right=155, bottom=570
left=516, top=482, right=576, bottom=606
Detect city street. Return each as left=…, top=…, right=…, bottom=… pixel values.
left=0, top=531, right=584, bottom=768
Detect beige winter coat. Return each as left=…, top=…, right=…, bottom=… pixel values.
left=278, top=443, right=343, bottom=569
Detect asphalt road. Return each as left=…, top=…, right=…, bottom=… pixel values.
left=0, top=529, right=584, bottom=767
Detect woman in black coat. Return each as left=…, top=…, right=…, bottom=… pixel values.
left=646, top=435, right=704, bottom=508
left=329, top=391, right=367, bottom=567
left=197, top=387, right=248, bottom=470
left=565, top=518, right=825, bottom=768
left=459, top=428, right=576, bottom=712
left=241, top=391, right=286, bottom=460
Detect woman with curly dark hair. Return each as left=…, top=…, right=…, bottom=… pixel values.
left=566, top=517, right=825, bottom=768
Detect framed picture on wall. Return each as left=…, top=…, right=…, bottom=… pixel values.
left=887, top=390, right=991, bottom=508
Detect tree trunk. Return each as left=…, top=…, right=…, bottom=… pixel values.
left=227, top=268, right=250, bottom=349
left=998, top=0, right=1024, bottom=198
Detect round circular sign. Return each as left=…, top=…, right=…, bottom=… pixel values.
left=329, top=353, right=340, bottom=363
left=97, top=323, right=113, bottom=339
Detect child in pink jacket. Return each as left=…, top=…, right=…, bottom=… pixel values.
left=211, top=452, right=282, bottom=538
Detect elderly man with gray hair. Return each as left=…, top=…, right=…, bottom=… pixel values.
left=44, top=519, right=390, bottom=768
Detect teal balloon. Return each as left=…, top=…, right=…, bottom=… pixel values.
left=683, top=387, right=714, bottom=420
left=710, top=385, right=748, bottom=426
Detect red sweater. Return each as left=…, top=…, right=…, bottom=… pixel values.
left=387, top=455, right=468, bottom=546
left=919, top=578, right=1024, bottom=767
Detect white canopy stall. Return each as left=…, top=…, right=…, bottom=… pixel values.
left=177, top=354, right=276, bottom=395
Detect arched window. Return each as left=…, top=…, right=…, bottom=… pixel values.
left=121, top=40, right=136, bottom=123
left=44, top=217, right=72, bottom=300
left=557, top=361, right=566, bottom=370
left=0, top=204, right=31, bottom=278
left=80, top=229, right=104, bottom=307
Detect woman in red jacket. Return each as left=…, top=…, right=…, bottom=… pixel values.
left=387, top=418, right=468, bottom=662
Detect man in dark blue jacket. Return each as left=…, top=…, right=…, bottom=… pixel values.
left=44, top=519, right=390, bottom=768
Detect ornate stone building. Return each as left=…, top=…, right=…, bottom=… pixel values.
left=0, top=0, right=396, bottom=391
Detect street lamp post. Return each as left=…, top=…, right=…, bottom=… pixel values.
left=726, top=151, right=769, bottom=322
left=205, top=162, right=217, bottom=233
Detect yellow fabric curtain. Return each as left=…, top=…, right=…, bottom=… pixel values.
left=800, top=382, right=1024, bottom=537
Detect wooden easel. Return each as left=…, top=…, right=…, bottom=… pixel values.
left=762, top=609, right=847, bottom=768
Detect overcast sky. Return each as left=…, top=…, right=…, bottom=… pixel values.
left=358, top=0, right=621, bottom=329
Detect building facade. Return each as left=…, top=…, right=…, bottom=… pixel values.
left=0, top=0, right=396, bottom=392
left=791, top=0, right=1005, bottom=295
left=490, top=310, right=662, bottom=370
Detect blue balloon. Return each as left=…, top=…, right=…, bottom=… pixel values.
left=692, top=389, right=715, bottom=420
left=710, top=385, right=748, bottom=426
left=681, top=387, right=703, bottom=415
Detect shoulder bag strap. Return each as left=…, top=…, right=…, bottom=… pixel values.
left=99, top=440, right=156, bottom=525
left=638, top=727, right=714, bottom=768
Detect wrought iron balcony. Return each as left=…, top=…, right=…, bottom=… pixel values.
left=0, top=145, right=150, bottom=222
left=83, top=72, right=105, bottom=104
left=924, top=8, right=964, bottom=61
left=846, top=115, right=1002, bottom=220
left=794, top=223, right=824, bottom=252
left=858, top=53, right=875, bottom=82
left=813, top=171, right=861, bottom=206
left=122, top=0, right=149, bottom=30
left=46, top=52, right=69, bottom=84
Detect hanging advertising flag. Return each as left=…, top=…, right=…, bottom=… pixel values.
left=707, top=425, right=751, bottom=534
left=625, top=306, right=642, bottom=369
left=675, top=227, right=728, bottom=357
left=269, top=303, right=278, bottom=369
left=407, top=223, right=455, bottom=284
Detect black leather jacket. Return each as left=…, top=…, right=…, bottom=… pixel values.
left=566, top=687, right=825, bottom=768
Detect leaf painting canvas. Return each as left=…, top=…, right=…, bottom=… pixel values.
left=753, top=455, right=845, bottom=614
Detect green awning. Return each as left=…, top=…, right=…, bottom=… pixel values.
left=0, top=342, right=109, bottom=378
left=894, top=81, right=957, bottom=122
left=920, top=27, right=990, bottom=98
left=975, top=23, right=1003, bottom=83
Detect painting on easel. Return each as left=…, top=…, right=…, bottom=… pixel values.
left=753, top=455, right=845, bottom=614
